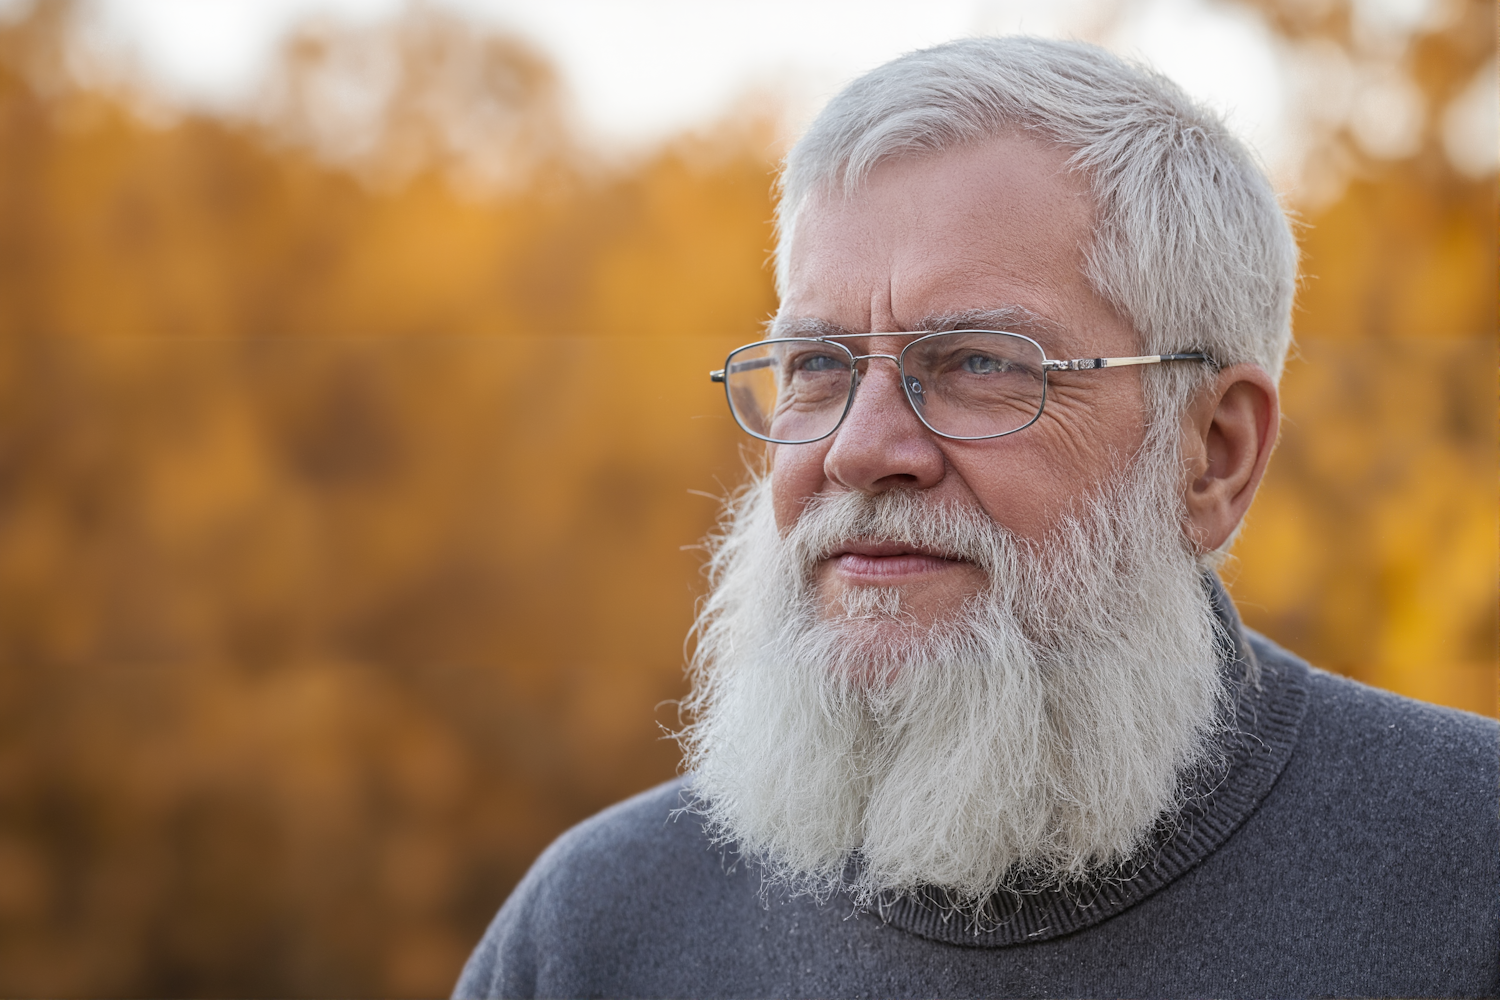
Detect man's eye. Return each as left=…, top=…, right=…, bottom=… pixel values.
left=961, top=353, right=1010, bottom=374
left=796, top=353, right=846, bottom=372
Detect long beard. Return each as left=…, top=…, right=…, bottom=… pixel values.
left=677, top=443, right=1228, bottom=911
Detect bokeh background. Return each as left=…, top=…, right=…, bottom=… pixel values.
left=0, top=0, right=1493, bottom=994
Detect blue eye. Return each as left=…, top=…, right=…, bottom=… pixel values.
left=798, top=353, right=846, bottom=372
left=961, top=353, right=1010, bottom=375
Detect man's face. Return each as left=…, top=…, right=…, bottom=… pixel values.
left=773, top=135, right=1154, bottom=628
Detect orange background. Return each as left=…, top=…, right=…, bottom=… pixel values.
left=0, top=1, right=1493, bottom=995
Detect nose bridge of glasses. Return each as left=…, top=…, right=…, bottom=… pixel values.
left=851, top=351, right=902, bottom=369
left=848, top=352, right=904, bottom=393
left=846, top=352, right=924, bottom=425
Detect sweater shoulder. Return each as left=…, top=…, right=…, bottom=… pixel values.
left=1307, top=664, right=1500, bottom=737
left=453, top=778, right=718, bottom=999
left=528, top=776, right=697, bottom=874
left=1251, top=627, right=1497, bottom=735
left=1246, top=629, right=1499, bottom=812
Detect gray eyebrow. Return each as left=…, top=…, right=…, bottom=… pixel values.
left=766, top=305, right=1065, bottom=342
left=766, top=316, right=855, bottom=339
left=919, top=306, right=1064, bottom=339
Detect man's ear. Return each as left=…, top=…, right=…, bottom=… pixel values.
left=1180, top=363, right=1280, bottom=554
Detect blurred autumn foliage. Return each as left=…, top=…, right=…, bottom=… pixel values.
left=1227, top=0, right=1496, bottom=713
left=0, top=0, right=1491, bottom=996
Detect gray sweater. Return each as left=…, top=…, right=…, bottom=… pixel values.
left=456, top=611, right=1500, bottom=998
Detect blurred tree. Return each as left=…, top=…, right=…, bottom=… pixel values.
left=1225, top=0, right=1497, bottom=714
left=0, top=3, right=771, bottom=995
left=259, top=6, right=573, bottom=194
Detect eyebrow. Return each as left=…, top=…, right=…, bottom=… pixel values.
left=766, top=305, right=1066, bottom=343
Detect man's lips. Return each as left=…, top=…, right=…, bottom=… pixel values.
left=823, top=541, right=969, bottom=581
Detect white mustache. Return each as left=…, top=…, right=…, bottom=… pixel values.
left=786, top=490, right=1015, bottom=578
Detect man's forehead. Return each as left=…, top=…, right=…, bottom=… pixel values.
left=767, top=306, right=1071, bottom=348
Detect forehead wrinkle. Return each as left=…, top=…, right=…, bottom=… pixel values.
left=768, top=306, right=1067, bottom=343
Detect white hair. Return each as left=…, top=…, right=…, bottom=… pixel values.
left=678, top=433, right=1229, bottom=916
left=775, top=36, right=1299, bottom=423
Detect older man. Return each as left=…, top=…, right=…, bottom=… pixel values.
left=456, top=37, right=1499, bottom=998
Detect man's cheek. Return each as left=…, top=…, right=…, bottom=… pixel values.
left=770, top=445, right=828, bottom=533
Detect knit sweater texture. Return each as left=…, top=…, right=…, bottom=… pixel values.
left=456, top=594, right=1500, bottom=998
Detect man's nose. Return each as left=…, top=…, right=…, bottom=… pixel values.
left=823, top=358, right=946, bottom=493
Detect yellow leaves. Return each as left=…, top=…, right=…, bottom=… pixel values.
left=1232, top=338, right=1497, bottom=715
left=0, top=14, right=777, bottom=987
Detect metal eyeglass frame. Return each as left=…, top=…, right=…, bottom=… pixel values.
left=708, top=329, right=1210, bottom=445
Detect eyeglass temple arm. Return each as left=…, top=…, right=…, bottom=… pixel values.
left=712, top=352, right=1208, bottom=381
left=1043, top=352, right=1207, bottom=372
left=709, top=356, right=778, bottom=382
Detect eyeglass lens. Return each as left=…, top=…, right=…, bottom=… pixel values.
left=722, top=331, right=1048, bottom=444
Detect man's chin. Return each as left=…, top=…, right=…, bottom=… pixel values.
left=814, top=590, right=977, bottom=688
left=820, top=628, right=917, bottom=689
left=819, top=581, right=983, bottom=631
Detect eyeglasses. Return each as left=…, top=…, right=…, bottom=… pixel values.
left=709, top=329, right=1209, bottom=444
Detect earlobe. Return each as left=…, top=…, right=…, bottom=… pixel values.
left=1181, top=364, right=1279, bottom=554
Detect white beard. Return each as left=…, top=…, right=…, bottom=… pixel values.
left=677, top=442, right=1229, bottom=912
